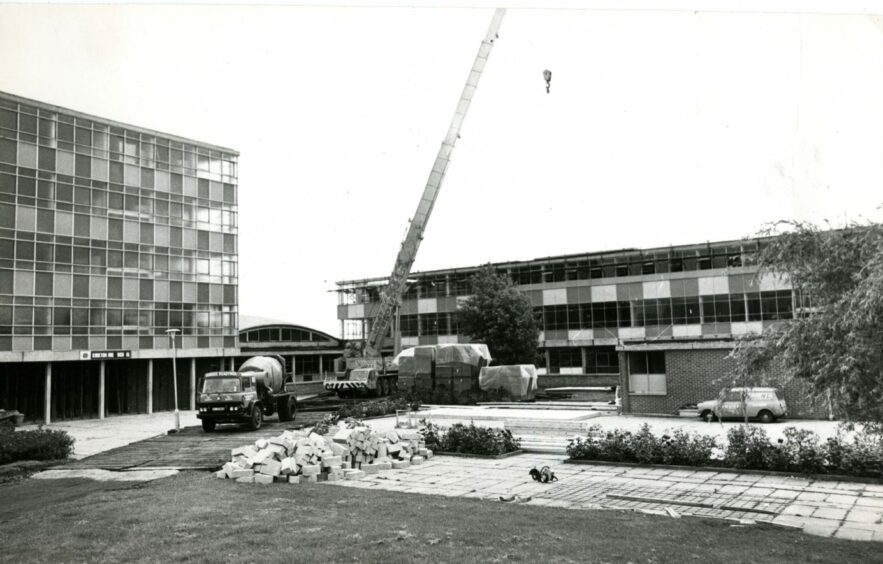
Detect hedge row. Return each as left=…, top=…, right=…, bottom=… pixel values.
left=421, top=421, right=521, bottom=456
left=0, top=429, right=75, bottom=465
left=567, top=424, right=883, bottom=478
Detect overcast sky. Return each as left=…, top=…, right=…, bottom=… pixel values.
left=2, top=2, right=882, bottom=336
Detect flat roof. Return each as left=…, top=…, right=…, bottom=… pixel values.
left=336, top=234, right=768, bottom=288
left=0, top=90, right=239, bottom=156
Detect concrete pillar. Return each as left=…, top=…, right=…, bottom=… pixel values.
left=618, top=351, right=629, bottom=413
left=544, top=349, right=551, bottom=375
left=44, top=363, right=52, bottom=425
left=147, top=360, right=153, bottom=414
left=98, top=360, right=106, bottom=420
left=189, top=358, right=196, bottom=410
left=319, top=355, right=324, bottom=377
left=580, top=347, right=588, bottom=375
left=228, top=357, right=235, bottom=371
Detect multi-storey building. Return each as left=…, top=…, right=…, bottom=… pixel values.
left=336, top=238, right=825, bottom=417
left=0, top=91, right=239, bottom=423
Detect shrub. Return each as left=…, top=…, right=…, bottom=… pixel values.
left=420, top=421, right=520, bottom=456
left=567, top=424, right=716, bottom=466
left=568, top=423, right=883, bottom=478
left=0, top=429, right=75, bottom=464
left=723, top=426, right=775, bottom=469
left=776, top=427, right=827, bottom=474
left=419, top=420, right=444, bottom=452
left=826, top=430, right=883, bottom=478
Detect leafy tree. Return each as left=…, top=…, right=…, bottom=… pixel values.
left=456, top=265, right=540, bottom=366
left=728, top=221, right=883, bottom=431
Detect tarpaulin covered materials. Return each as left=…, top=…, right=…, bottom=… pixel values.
left=479, top=365, right=537, bottom=400
left=392, top=344, right=491, bottom=367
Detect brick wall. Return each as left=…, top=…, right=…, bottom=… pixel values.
left=624, top=348, right=829, bottom=419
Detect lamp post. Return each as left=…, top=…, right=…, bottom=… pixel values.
left=543, top=69, right=552, bottom=93
left=166, top=328, right=180, bottom=432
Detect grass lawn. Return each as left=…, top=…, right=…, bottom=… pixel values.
left=1, top=471, right=880, bottom=563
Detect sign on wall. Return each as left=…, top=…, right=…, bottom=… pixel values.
left=79, top=350, right=132, bottom=361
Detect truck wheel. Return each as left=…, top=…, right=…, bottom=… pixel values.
left=248, top=406, right=263, bottom=431
left=277, top=396, right=295, bottom=422
left=201, top=419, right=216, bottom=432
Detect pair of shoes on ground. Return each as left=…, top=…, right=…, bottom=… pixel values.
left=499, top=494, right=532, bottom=503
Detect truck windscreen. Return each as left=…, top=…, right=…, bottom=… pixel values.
left=202, top=378, right=240, bottom=393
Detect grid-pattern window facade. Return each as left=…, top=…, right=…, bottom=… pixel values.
left=0, top=94, right=238, bottom=353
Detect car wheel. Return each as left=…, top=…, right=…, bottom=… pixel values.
left=758, top=410, right=776, bottom=424
left=248, top=406, right=263, bottom=431
left=201, top=419, right=216, bottom=432
left=701, top=410, right=715, bottom=422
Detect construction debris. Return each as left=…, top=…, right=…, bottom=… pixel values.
left=216, top=424, right=433, bottom=485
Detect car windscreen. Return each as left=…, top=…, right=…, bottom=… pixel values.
left=202, top=378, right=240, bottom=393
left=775, top=390, right=785, bottom=400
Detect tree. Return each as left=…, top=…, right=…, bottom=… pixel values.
left=456, top=265, right=540, bottom=366
left=728, top=220, right=883, bottom=431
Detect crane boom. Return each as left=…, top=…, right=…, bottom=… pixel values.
left=364, top=8, right=506, bottom=357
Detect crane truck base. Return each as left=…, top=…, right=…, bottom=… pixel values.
left=196, top=355, right=297, bottom=432
left=324, top=358, right=398, bottom=398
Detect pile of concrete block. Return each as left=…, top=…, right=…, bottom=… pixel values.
left=216, top=429, right=348, bottom=484
left=338, top=426, right=433, bottom=472
left=216, top=424, right=435, bottom=485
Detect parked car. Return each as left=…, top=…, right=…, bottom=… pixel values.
left=697, top=387, right=787, bottom=423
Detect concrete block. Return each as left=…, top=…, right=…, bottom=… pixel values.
left=326, top=472, right=342, bottom=482
left=255, top=438, right=269, bottom=450
left=392, top=460, right=410, bottom=470
left=254, top=474, right=274, bottom=484
left=328, top=441, right=347, bottom=456
left=303, top=474, right=318, bottom=483
left=230, top=468, right=254, bottom=479
left=259, top=459, right=282, bottom=477
left=253, top=450, right=272, bottom=464
left=418, top=448, right=429, bottom=457
left=266, top=444, right=286, bottom=458
left=231, top=446, right=248, bottom=457
left=280, top=458, right=299, bottom=476
left=398, top=429, right=421, bottom=441
left=215, top=470, right=227, bottom=479
left=373, top=462, right=392, bottom=471
left=235, top=476, right=254, bottom=484
left=232, top=456, right=248, bottom=468
left=425, top=450, right=433, bottom=460
left=269, top=436, right=288, bottom=447
left=411, top=456, right=424, bottom=465
left=345, top=470, right=365, bottom=481
left=321, top=456, right=342, bottom=469
left=327, top=466, right=344, bottom=475
left=273, top=475, right=289, bottom=483
left=301, top=464, right=321, bottom=476
left=362, top=464, right=381, bottom=474
left=288, top=475, right=301, bottom=484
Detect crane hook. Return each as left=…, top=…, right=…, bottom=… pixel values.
left=543, top=69, right=552, bottom=93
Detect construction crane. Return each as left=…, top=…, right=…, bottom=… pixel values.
left=325, top=8, right=506, bottom=397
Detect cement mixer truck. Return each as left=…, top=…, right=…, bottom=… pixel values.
left=196, top=355, right=297, bottom=432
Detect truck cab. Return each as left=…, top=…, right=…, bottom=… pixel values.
left=196, top=356, right=296, bottom=432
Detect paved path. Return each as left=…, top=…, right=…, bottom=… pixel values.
left=330, top=453, right=883, bottom=543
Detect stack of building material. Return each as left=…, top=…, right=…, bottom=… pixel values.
left=217, top=424, right=435, bottom=485
left=216, top=429, right=345, bottom=484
